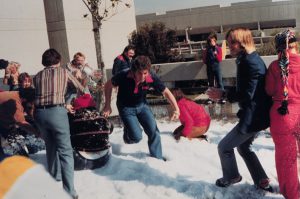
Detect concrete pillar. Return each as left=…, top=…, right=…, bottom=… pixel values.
left=43, top=0, right=70, bottom=65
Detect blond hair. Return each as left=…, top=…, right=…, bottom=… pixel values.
left=226, top=28, right=255, bottom=53
left=73, top=52, right=86, bottom=60
left=288, top=42, right=299, bottom=53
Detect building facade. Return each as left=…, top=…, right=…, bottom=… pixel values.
left=136, top=0, right=300, bottom=41
left=0, top=0, right=136, bottom=76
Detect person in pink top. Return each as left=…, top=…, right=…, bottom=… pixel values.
left=171, top=88, right=211, bottom=140
left=265, top=29, right=300, bottom=199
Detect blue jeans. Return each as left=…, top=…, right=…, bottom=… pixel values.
left=218, top=125, right=268, bottom=184
left=118, top=103, right=163, bottom=159
left=207, top=62, right=224, bottom=90
left=34, top=106, right=77, bottom=197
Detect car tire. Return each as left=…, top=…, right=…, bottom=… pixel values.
left=73, top=148, right=111, bottom=170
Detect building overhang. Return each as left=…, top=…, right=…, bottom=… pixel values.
left=175, top=18, right=296, bottom=37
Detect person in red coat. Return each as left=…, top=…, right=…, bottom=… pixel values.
left=265, top=29, right=300, bottom=199
left=171, top=88, right=211, bottom=140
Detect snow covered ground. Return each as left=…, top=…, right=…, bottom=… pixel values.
left=31, top=120, right=284, bottom=199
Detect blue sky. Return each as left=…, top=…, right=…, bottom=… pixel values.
left=134, top=0, right=287, bottom=15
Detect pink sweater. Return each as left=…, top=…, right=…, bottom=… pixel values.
left=178, top=98, right=211, bottom=136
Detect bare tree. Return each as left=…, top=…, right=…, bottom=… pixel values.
left=81, top=0, right=131, bottom=110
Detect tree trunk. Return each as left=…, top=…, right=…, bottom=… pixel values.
left=92, top=19, right=107, bottom=111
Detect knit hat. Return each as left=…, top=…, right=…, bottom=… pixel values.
left=73, top=94, right=96, bottom=110
left=275, top=30, right=296, bottom=52
left=275, top=29, right=296, bottom=115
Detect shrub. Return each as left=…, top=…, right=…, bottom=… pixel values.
left=130, top=22, right=180, bottom=64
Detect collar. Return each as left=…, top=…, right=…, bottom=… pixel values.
left=126, top=70, right=153, bottom=83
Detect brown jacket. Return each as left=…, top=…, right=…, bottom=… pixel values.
left=0, top=91, right=25, bottom=128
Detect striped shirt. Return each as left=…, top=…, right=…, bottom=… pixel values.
left=33, top=67, right=69, bottom=106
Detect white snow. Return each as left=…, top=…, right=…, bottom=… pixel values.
left=31, top=120, right=284, bottom=199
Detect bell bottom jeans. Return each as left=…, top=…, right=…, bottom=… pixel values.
left=218, top=124, right=268, bottom=184
left=118, top=103, right=163, bottom=159
left=35, top=106, right=77, bottom=197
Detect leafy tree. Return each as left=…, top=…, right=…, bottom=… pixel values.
left=130, top=22, right=178, bottom=64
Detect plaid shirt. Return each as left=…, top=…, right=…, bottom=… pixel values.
left=33, top=67, right=69, bottom=106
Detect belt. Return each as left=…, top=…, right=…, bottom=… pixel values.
left=35, top=104, right=64, bottom=109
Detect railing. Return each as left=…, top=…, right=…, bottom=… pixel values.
left=172, top=41, right=206, bottom=55
left=172, top=36, right=275, bottom=55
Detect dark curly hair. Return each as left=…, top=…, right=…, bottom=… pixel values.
left=131, top=56, right=151, bottom=72
left=123, top=45, right=135, bottom=54
left=18, top=72, right=32, bottom=86
left=42, top=48, right=61, bottom=67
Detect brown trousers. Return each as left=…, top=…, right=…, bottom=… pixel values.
left=173, top=124, right=209, bottom=139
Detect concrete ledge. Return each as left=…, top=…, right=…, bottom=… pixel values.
left=106, top=55, right=277, bottom=82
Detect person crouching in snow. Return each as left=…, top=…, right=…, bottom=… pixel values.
left=171, top=88, right=210, bottom=141
left=265, top=29, right=300, bottom=199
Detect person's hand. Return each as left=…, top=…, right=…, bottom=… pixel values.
left=102, top=105, right=112, bottom=118
left=170, top=110, right=180, bottom=121
left=65, top=104, right=75, bottom=114
left=206, top=87, right=224, bottom=100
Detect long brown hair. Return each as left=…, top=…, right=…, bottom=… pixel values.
left=171, top=88, right=186, bottom=101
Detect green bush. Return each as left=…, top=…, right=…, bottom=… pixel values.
left=129, top=22, right=181, bottom=64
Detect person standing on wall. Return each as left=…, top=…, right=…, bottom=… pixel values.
left=202, top=33, right=225, bottom=104
left=265, top=29, right=300, bottom=199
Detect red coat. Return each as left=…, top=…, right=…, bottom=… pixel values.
left=178, top=98, right=211, bottom=136
left=265, top=52, right=300, bottom=134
